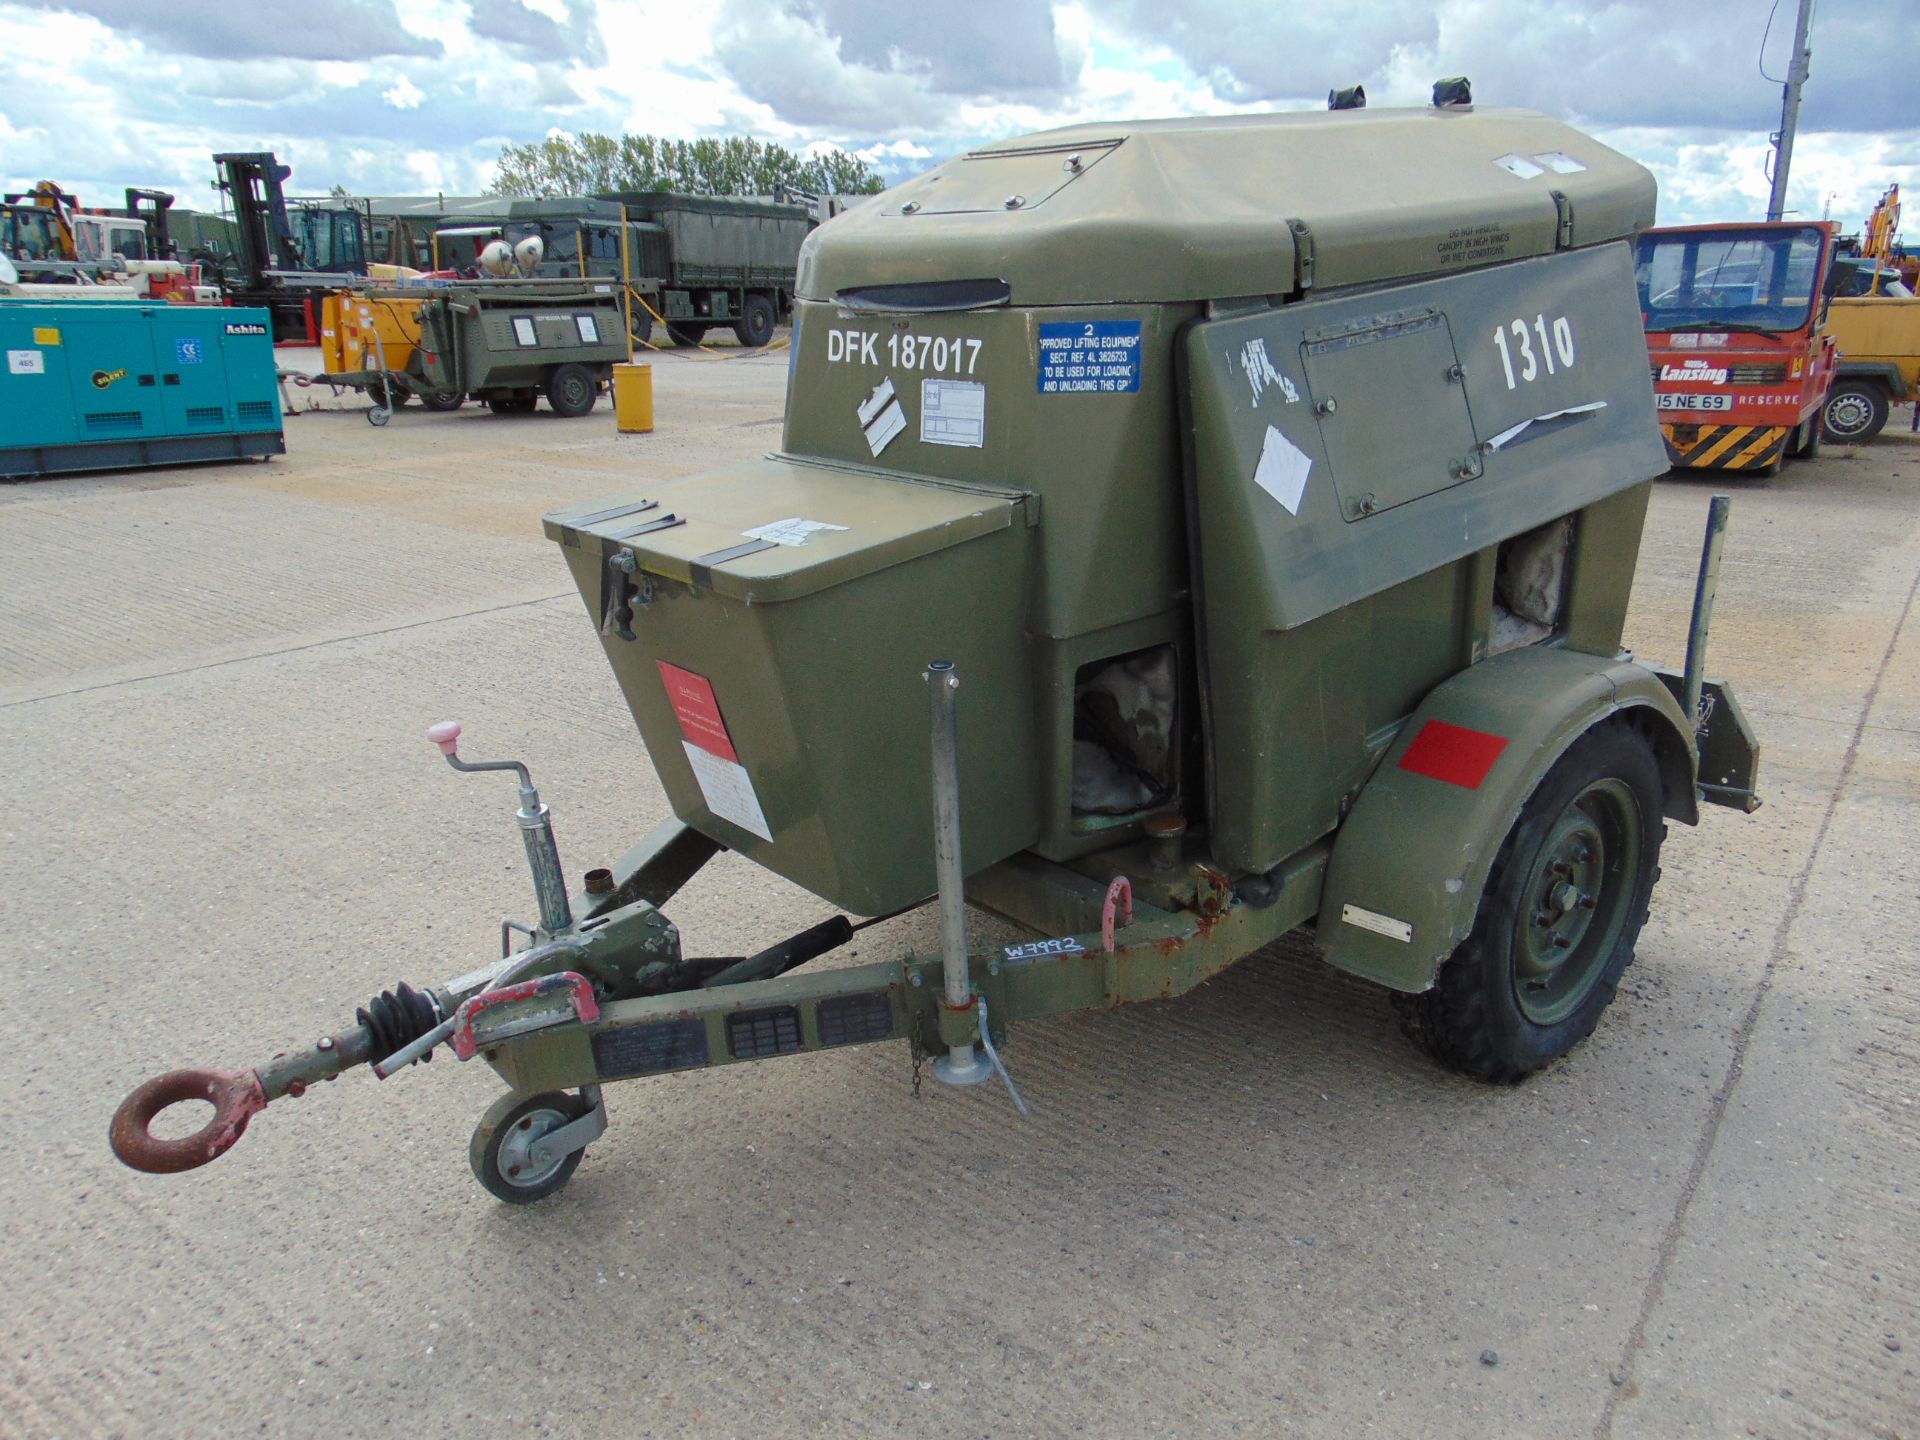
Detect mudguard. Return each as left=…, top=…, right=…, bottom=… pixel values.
left=1834, top=360, right=1910, bottom=401
left=1317, top=646, right=1697, bottom=993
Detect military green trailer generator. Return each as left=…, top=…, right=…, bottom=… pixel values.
left=114, top=104, right=1760, bottom=1204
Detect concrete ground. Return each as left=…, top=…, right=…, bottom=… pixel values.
left=2, top=351, right=1915, bottom=1440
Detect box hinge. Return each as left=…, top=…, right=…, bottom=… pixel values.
left=1550, top=190, right=1576, bottom=249
left=1287, top=218, right=1315, bottom=291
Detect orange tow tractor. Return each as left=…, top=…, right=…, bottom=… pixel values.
left=1637, top=220, right=1838, bottom=474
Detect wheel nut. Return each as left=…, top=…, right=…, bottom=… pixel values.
left=1551, top=936, right=1572, bottom=950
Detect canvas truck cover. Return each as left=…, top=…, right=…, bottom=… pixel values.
left=799, top=108, right=1655, bottom=305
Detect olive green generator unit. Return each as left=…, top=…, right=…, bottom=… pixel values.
left=115, top=104, right=1761, bottom=1206
left=323, top=280, right=631, bottom=420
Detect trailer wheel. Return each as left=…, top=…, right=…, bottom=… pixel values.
left=469, top=1090, right=592, bottom=1204
left=1392, top=722, right=1665, bottom=1083
left=546, top=363, right=599, bottom=417
left=1821, top=380, right=1889, bottom=444
left=419, top=389, right=466, bottom=412
left=733, top=294, right=776, bottom=348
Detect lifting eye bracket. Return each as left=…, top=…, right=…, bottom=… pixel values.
left=601, top=543, right=650, bottom=641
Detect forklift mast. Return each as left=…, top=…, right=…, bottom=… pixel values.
left=125, top=188, right=176, bottom=259
left=213, top=152, right=305, bottom=287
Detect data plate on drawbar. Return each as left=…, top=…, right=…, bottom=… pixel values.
left=592, top=1018, right=710, bottom=1078
left=727, top=1006, right=804, bottom=1060
left=815, top=991, right=894, bottom=1048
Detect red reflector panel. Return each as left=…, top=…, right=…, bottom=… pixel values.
left=1397, top=720, right=1509, bottom=790
left=657, top=661, right=738, bottom=763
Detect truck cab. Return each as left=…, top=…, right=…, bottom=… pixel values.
left=1638, top=220, right=1837, bottom=473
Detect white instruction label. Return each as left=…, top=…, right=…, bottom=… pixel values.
left=858, top=375, right=907, bottom=456
left=1494, top=153, right=1546, bottom=180
left=7, top=349, right=45, bottom=375
left=1252, top=424, right=1312, bottom=515
left=683, top=741, right=773, bottom=842
left=921, top=378, right=985, bottom=447
left=512, top=316, right=537, bottom=346
left=575, top=313, right=599, bottom=343
left=742, top=517, right=849, bottom=547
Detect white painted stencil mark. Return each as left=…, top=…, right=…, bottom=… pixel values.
left=1239, top=338, right=1299, bottom=406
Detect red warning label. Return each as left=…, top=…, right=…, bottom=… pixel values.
left=1397, top=719, right=1508, bottom=790
left=657, top=661, right=738, bottom=763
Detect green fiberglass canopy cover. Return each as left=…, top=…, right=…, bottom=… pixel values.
left=797, top=107, right=1657, bottom=306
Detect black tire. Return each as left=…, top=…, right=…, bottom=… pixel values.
left=732, top=293, right=776, bottom=348
left=668, top=322, right=710, bottom=348
left=485, top=393, right=537, bottom=416
left=630, top=305, right=654, bottom=346
left=1821, top=380, right=1889, bottom=444
left=1790, top=415, right=1821, bottom=461
left=545, top=363, right=599, bottom=417
left=419, top=389, right=466, bottom=412
left=469, top=1090, right=592, bottom=1204
left=1393, top=721, right=1666, bottom=1083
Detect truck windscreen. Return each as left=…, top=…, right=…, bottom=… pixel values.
left=1636, top=226, right=1825, bottom=333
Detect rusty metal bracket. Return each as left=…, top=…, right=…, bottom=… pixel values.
left=450, top=971, right=601, bottom=1060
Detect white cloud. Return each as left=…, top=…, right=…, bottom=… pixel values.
left=0, top=0, right=1911, bottom=231
left=382, top=74, right=426, bottom=109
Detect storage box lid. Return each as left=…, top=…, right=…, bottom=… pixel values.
left=543, top=455, right=1029, bottom=604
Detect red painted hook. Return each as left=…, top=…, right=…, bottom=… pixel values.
left=1101, top=875, right=1134, bottom=953
left=109, top=1067, right=269, bottom=1174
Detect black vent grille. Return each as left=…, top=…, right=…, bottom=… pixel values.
left=1728, top=363, right=1788, bottom=385
left=85, top=411, right=141, bottom=432
left=236, top=400, right=276, bottom=424
left=185, top=405, right=224, bottom=425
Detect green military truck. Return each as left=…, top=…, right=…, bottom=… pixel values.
left=114, top=103, right=1760, bottom=1205
left=429, top=192, right=812, bottom=348
left=599, top=191, right=811, bottom=347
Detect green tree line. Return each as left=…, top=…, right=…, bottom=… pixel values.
left=489, top=133, right=888, bottom=198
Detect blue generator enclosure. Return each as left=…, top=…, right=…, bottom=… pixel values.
left=0, top=301, right=284, bottom=479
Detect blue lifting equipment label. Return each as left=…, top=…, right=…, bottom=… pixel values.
left=174, top=338, right=205, bottom=365
left=1037, top=320, right=1142, bottom=394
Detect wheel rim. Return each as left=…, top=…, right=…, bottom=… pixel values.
left=495, top=1105, right=572, bottom=1190
left=558, top=373, right=590, bottom=409
left=1510, top=778, right=1641, bottom=1026
left=1825, top=392, right=1874, bottom=439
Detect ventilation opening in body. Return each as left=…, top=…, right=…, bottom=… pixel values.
left=1071, top=645, right=1177, bottom=818
left=1489, top=517, right=1572, bottom=655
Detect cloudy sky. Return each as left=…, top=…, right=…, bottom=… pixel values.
left=1, top=0, right=1913, bottom=230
